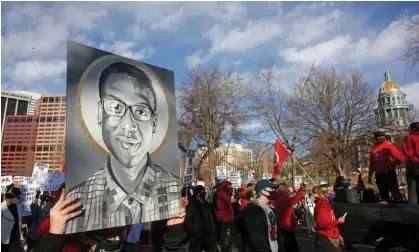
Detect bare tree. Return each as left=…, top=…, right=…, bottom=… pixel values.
left=246, top=63, right=316, bottom=186
left=404, top=15, right=419, bottom=73
left=177, top=65, right=248, bottom=183
left=292, top=67, right=376, bottom=177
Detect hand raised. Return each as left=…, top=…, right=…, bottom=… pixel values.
left=49, top=189, right=82, bottom=235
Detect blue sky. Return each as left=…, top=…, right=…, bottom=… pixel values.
left=1, top=1, right=419, bottom=110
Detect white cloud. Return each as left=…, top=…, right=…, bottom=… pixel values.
left=279, top=17, right=409, bottom=67
left=10, top=60, right=66, bottom=86
left=242, top=121, right=264, bottom=131
left=205, top=19, right=281, bottom=54
left=401, top=82, right=419, bottom=110
left=99, top=41, right=155, bottom=61
left=186, top=50, right=210, bottom=70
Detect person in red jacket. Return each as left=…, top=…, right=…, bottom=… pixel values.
left=215, top=180, right=236, bottom=252
left=274, top=183, right=305, bottom=252
left=239, top=186, right=248, bottom=210
left=313, top=187, right=345, bottom=252
left=403, top=122, right=419, bottom=204
left=368, top=131, right=405, bottom=202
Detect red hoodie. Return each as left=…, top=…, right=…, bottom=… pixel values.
left=215, top=181, right=234, bottom=222
left=402, top=132, right=419, bottom=163
left=369, top=140, right=405, bottom=177
left=274, top=186, right=304, bottom=232
left=314, top=197, right=340, bottom=239
left=240, top=186, right=248, bottom=210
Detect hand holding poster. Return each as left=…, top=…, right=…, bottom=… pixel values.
left=294, top=175, right=303, bottom=190
left=1, top=176, right=13, bottom=193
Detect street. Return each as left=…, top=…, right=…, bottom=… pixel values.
left=296, top=235, right=375, bottom=252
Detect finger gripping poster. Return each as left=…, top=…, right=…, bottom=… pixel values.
left=66, top=41, right=180, bottom=233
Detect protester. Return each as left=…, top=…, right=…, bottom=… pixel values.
left=185, top=185, right=217, bottom=252
left=369, top=131, right=405, bottom=202
left=231, top=189, right=241, bottom=218
left=1, top=184, right=23, bottom=252
left=402, top=122, right=419, bottom=204
left=239, top=186, right=248, bottom=210
left=237, top=179, right=286, bottom=252
left=215, top=180, right=237, bottom=252
left=274, top=184, right=305, bottom=252
left=313, top=186, right=345, bottom=252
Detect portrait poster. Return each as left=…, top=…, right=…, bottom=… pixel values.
left=66, top=41, right=180, bottom=233
left=19, top=182, right=39, bottom=217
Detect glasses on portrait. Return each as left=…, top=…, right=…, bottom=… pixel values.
left=102, top=99, right=155, bottom=122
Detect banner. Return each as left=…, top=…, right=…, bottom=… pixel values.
left=228, top=171, right=241, bottom=188
left=19, top=182, right=39, bottom=217
left=216, top=166, right=227, bottom=180
left=183, top=150, right=196, bottom=186
left=1, top=176, right=13, bottom=193
left=42, top=172, right=65, bottom=192
left=32, top=163, right=50, bottom=185
left=294, top=175, right=303, bottom=190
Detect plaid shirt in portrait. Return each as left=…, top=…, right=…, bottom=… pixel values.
left=65, top=155, right=181, bottom=234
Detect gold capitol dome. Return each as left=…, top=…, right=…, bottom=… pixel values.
left=379, top=69, right=403, bottom=95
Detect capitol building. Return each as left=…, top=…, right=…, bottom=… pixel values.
left=374, top=69, right=414, bottom=128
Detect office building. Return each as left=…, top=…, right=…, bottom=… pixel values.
left=34, top=95, right=67, bottom=172
left=1, top=91, right=31, bottom=135
left=13, top=91, right=42, bottom=115
left=1, top=115, right=39, bottom=176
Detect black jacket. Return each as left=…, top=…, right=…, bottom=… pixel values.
left=36, top=224, right=189, bottom=252
left=236, top=200, right=286, bottom=252
left=185, top=197, right=216, bottom=238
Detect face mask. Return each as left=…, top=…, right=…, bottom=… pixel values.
left=327, top=192, right=336, bottom=201
left=264, top=191, right=277, bottom=201
left=92, top=240, right=122, bottom=252
left=11, top=198, right=21, bottom=205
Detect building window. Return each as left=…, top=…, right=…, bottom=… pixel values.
left=48, top=97, right=55, bottom=103
left=6, top=98, right=17, bottom=116
left=16, top=100, right=28, bottom=115
left=10, top=146, right=16, bottom=152
left=17, top=146, right=22, bottom=152
left=36, top=146, right=42, bottom=151
left=56, top=97, right=61, bottom=103
left=42, top=97, right=48, bottom=103
left=47, top=117, right=53, bottom=122
left=59, top=116, right=65, bottom=122
left=62, top=97, right=66, bottom=103
left=7, top=117, right=13, bottom=123
left=13, top=117, right=19, bottom=123
left=40, top=117, right=46, bottom=122
left=3, top=146, right=9, bottom=152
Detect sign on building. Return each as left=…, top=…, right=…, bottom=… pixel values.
left=1, top=176, right=13, bottom=193
left=216, top=166, right=227, bottom=180
left=183, top=150, right=196, bottom=186
left=228, top=171, right=241, bottom=188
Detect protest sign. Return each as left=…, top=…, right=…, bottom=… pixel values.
left=183, top=150, right=196, bottom=186
left=294, top=175, right=303, bottom=190
left=304, top=194, right=316, bottom=234
left=13, top=176, right=30, bottom=185
left=32, top=163, right=50, bottom=185
left=41, top=172, right=65, bottom=192
left=228, top=171, right=241, bottom=188
left=19, top=182, right=39, bottom=217
left=216, top=166, right=227, bottom=180
left=263, top=173, right=271, bottom=180
left=247, top=170, right=255, bottom=184
left=1, top=176, right=13, bottom=193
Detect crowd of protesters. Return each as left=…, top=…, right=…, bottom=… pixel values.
left=1, top=122, right=418, bottom=252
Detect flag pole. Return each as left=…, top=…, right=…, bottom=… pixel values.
left=290, top=155, right=316, bottom=185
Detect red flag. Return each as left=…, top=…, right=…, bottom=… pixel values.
left=272, top=139, right=290, bottom=180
